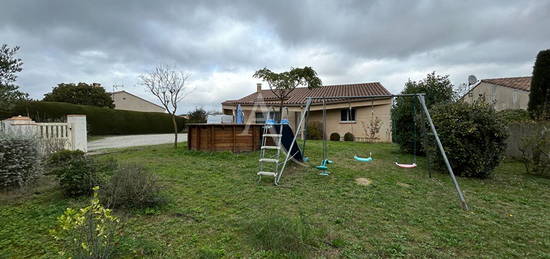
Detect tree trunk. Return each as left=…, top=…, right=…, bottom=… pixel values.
left=171, top=114, right=178, bottom=149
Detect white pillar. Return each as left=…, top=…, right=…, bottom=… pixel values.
left=67, top=115, right=87, bottom=152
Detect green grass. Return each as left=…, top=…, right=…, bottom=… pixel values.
left=1, top=141, right=549, bottom=258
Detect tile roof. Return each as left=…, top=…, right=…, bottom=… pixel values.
left=481, top=76, right=531, bottom=91
left=222, top=82, right=391, bottom=106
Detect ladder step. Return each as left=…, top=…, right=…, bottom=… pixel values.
left=261, top=146, right=281, bottom=150
left=257, top=171, right=277, bottom=177
left=259, top=158, right=278, bottom=163
left=263, top=134, right=282, bottom=137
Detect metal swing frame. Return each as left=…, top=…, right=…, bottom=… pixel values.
left=302, top=93, right=469, bottom=210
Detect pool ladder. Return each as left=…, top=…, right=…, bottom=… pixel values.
left=257, top=123, right=283, bottom=184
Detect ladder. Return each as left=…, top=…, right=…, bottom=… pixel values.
left=257, top=98, right=313, bottom=185
left=257, top=123, right=283, bottom=182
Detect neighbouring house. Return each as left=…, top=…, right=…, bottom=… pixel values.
left=222, top=82, right=393, bottom=142
left=111, top=90, right=166, bottom=113
left=461, top=76, right=531, bottom=111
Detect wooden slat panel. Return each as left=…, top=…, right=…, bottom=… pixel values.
left=186, top=124, right=263, bottom=152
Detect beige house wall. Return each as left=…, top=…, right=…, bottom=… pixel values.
left=307, top=100, right=392, bottom=142
left=112, top=91, right=166, bottom=113
left=462, top=82, right=529, bottom=111
left=222, top=98, right=392, bottom=142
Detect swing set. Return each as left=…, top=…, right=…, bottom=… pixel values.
left=263, top=93, right=469, bottom=210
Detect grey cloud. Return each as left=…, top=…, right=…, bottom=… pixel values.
left=0, top=0, right=548, bottom=112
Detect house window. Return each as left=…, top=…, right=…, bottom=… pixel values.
left=340, top=108, right=356, bottom=122
left=491, top=85, right=497, bottom=103
left=255, top=111, right=281, bottom=123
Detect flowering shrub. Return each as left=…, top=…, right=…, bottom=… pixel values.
left=50, top=186, right=120, bottom=258
left=0, top=132, right=41, bottom=190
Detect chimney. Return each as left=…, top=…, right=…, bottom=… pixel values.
left=256, top=83, right=262, bottom=92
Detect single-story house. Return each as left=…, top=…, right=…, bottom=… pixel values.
left=111, top=90, right=166, bottom=113
left=222, top=82, right=393, bottom=142
left=461, top=76, right=531, bottom=111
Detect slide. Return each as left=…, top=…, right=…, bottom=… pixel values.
left=274, top=124, right=304, bottom=162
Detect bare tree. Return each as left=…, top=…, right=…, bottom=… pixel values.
left=139, top=65, right=192, bottom=148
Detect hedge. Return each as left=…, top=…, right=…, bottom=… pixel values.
left=10, top=101, right=186, bottom=135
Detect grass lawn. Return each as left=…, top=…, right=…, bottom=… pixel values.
left=1, top=141, right=549, bottom=258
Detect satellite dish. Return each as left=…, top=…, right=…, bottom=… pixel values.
left=468, top=75, right=477, bottom=86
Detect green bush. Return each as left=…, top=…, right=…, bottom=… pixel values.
left=344, top=132, right=355, bottom=141
left=306, top=121, right=323, bottom=140
left=0, top=132, right=41, bottom=190
left=329, top=132, right=340, bottom=141
left=497, top=109, right=532, bottom=124
left=101, top=163, right=165, bottom=209
left=425, top=101, right=508, bottom=178
left=45, top=150, right=115, bottom=196
left=10, top=101, right=186, bottom=135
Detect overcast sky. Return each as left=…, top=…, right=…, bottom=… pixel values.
left=1, top=0, right=548, bottom=113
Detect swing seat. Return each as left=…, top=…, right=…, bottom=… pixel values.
left=354, top=155, right=373, bottom=162
left=395, top=162, right=417, bottom=168
left=316, top=165, right=328, bottom=170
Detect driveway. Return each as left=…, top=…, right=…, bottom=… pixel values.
left=88, top=133, right=187, bottom=151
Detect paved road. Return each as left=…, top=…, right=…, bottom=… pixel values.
left=88, top=133, right=187, bottom=151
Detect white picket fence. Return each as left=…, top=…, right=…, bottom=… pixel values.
left=37, top=122, right=73, bottom=150
left=1, top=115, right=87, bottom=152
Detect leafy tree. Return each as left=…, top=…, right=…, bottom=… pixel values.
left=0, top=44, right=28, bottom=116
left=392, top=72, right=455, bottom=153
left=253, top=67, right=322, bottom=117
left=43, top=83, right=114, bottom=108
left=139, top=65, right=192, bottom=148
left=528, top=49, right=550, bottom=120
left=187, top=107, right=208, bottom=123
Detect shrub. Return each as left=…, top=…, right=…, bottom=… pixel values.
left=344, top=132, right=355, bottom=141
left=497, top=109, right=532, bottom=124
left=101, top=164, right=165, bottom=209
left=188, top=107, right=208, bottom=123
left=45, top=150, right=115, bottom=196
left=519, top=124, right=550, bottom=176
left=51, top=186, right=120, bottom=258
left=306, top=121, right=323, bottom=140
left=11, top=101, right=186, bottom=135
left=392, top=72, right=455, bottom=153
left=425, top=101, right=508, bottom=178
left=0, top=132, right=41, bottom=190
left=329, top=132, right=340, bottom=141
left=247, top=213, right=319, bottom=257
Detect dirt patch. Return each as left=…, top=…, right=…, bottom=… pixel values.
left=397, top=182, right=411, bottom=188
left=355, top=178, right=372, bottom=186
